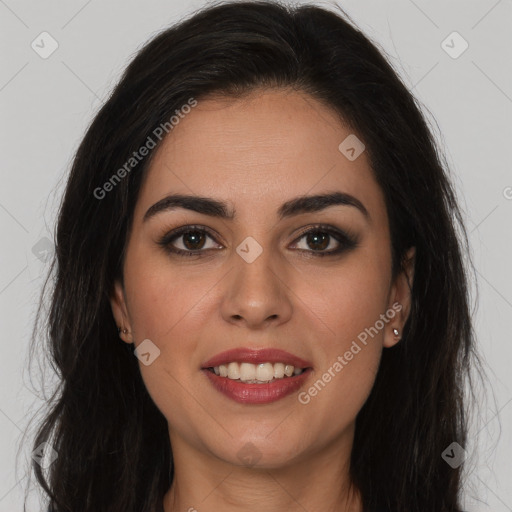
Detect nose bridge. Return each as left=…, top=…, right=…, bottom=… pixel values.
left=220, top=236, right=293, bottom=327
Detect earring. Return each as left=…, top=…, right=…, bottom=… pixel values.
left=393, top=328, right=400, bottom=337
left=118, top=327, right=128, bottom=334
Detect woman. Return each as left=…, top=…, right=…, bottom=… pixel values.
left=29, top=1, right=479, bottom=511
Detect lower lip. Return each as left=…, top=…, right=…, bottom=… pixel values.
left=202, top=368, right=312, bottom=404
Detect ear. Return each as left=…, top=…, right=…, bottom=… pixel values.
left=110, top=279, right=133, bottom=344
left=384, top=246, right=415, bottom=348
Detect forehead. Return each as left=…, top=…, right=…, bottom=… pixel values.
left=134, top=89, right=386, bottom=224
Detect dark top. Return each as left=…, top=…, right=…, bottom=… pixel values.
left=48, top=504, right=466, bottom=511
left=46, top=506, right=395, bottom=511
left=68, top=506, right=396, bottom=511
left=48, top=507, right=395, bottom=511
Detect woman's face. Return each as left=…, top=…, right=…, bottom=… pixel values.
left=111, top=88, right=414, bottom=469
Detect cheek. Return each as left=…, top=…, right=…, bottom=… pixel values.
left=123, top=248, right=215, bottom=342
left=291, top=253, right=390, bottom=422
left=122, top=263, right=211, bottom=435
left=296, top=252, right=391, bottom=346
left=121, top=251, right=214, bottom=391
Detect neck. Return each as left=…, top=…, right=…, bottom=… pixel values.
left=162, top=425, right=362, bottom=512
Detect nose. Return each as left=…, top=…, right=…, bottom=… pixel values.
left=220, top=245, right=293, bottom=329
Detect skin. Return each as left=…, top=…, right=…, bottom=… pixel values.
left=110, top=88, right=415, bottom=512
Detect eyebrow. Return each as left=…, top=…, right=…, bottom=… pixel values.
left=143, top=191, right=369, bottom=222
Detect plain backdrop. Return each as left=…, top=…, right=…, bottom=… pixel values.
left=0, top=0, right=511, bottom=510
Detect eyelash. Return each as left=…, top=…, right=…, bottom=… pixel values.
left=157, top=224, right=358, bottom=258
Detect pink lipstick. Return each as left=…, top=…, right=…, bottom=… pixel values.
left=201, top=347, right=313, bottom=404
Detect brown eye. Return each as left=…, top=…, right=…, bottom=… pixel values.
left=291, top=225, right=358, bottom=257
left=181, top=230, right=207, bottom=250
left=158, top=225, right=223, bottom=257
left=305, top=231, right=330, bottom=251
left=158, top=224, right=357, bottom=258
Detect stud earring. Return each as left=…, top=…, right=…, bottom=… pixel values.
left=118, top=327, right=128, bottom=334
left=393, top=328, right=400, bottom=337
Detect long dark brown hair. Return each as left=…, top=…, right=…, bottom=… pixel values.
left=26, top=1, right=482, bottom=510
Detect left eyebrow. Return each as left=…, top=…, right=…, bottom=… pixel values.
left=143, top=191, right=370, bottom=222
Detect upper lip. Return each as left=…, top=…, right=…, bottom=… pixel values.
left=202, top=347, right=312, bottom=369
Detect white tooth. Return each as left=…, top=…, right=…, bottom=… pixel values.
left=227, top=362, right=240, bottom=380
left=256, top=363, right=274, bottom=382
left=273, top=362, right=285, bottom=379
left=284, top=364, right=294, bottom=377
left=240, top=362, right=256, bottom=381
left=215, top=362, right=303, bottom=381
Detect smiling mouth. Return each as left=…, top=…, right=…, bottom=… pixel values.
left=206, top=361, right=309, bottom=384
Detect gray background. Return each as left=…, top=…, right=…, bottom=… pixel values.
left=1, top=0, right=511, bottom=510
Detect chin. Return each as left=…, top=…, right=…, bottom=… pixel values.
left=215, top=437, right=306, bottom=470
